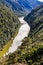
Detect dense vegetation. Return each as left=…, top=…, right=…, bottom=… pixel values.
left=0, top=2, right=20, bottom=51
left=0, top=4, right=43, bottom=65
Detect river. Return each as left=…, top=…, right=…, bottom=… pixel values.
left=5, top=17, right=30, bottom=55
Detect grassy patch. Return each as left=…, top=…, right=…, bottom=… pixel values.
left=0, top=27, right=20, bottom=58
left=0, top=40, right=13, bottom=58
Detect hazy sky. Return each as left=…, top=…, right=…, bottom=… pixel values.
left=38, top=0, right=43, bottom=2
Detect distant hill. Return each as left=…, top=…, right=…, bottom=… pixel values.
left=24, top=4, right=43, bottom=29
left=1, top=4, right=43, bottom=65
left=0, top=0, right=42, bottom=16
left=0, top=2, right=20, bottom=51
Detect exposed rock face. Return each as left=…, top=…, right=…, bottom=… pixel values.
left=0, top=2, right=20, bottom=51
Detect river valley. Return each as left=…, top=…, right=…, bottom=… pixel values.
left=5, top=17, right=30, bottom=55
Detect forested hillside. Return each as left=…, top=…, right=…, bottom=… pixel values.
left=0, top=4, right=43, bottom=65
left=0, top=2, right=20, bottom=51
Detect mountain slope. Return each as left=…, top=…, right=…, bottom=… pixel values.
left=0, top=4, right=43, bottom=65
left=0, top=2, right=20, bottom=51
left=0, top=0, right=42, bottom=16
left=24, top=4, right=43, bottom=28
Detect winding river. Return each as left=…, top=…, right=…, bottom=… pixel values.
left=5, top=17, right=30, bottom=55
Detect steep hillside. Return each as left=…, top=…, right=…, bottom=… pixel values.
left=0, top=4, right=43, bottom=65
left=0, top=0, right=42, bottom=16
left=24, top=4, right=43, bottom=28
left=0, top=2, right=20, bottom=52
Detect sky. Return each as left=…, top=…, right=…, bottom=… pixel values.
left=7, top=0, right=43, bottom=2
left=38, top=0, right=43, bottom=2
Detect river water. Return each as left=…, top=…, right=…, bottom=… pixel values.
left=5, top=17, right=30, bottom=55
